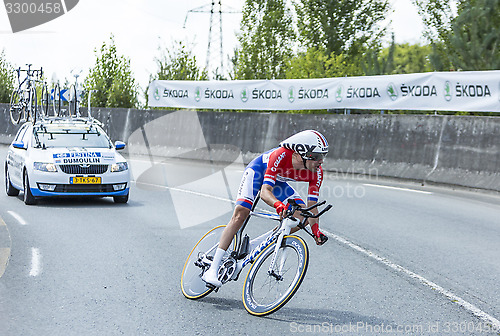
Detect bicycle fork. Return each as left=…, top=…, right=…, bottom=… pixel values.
left=267, top=217, right=296, bottom=280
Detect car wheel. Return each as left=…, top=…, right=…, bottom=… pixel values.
left=5, top=165, right=19, bottom=196
left=23, top=171, right=37, bottom=205
left=113, top=193, right=129, bottom=204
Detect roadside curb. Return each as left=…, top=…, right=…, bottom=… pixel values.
left=0, top=216, right=11, bottom=278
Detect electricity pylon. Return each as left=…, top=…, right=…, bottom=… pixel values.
left=184, top=1, right=239, bottom=78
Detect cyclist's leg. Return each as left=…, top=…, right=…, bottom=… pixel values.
left=202, top=166, right=262, bottom=287
left=247, top=181, right=305, bottom=249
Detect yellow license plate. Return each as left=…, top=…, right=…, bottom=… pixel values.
left=71, top=176, right=101, bottom=184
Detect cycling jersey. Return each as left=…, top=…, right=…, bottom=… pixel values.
left=236, top=147, right=323, bottom=210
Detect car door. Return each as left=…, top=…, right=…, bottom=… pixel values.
left=8, top=124, right=30, bottom=187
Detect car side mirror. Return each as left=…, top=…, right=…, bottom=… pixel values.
left=12, top=141, right=26, bottom=149
left=114, top=141, right=126, bottom=150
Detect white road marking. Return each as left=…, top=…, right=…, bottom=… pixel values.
left=322, top=229, right=500, bottom=331
left=136, top=181, right=235, bottom=204
left=7, top=211, right=27, bottom=225
left=363, top=183, right=433, bottom=194
left=29, top=247, right=42, bottom=277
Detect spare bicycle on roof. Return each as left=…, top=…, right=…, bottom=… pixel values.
left=9, top=66, right=98, bottom=125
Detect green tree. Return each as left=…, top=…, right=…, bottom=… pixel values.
left=361, top=34, right=396, bottom=75
left=84, top=36, right=138, bottom=108
left=295, top=0, right=390, bottom=58
left=153, top=41, right=207, bottom=81
left=414, top=0, right=499, bottom=70
left=286, top=47, right=362, bottom=78
left=382, top=42, right=432, bottom=74
left=0, top=50, right=15, bottom=103
left=448, top=0, right=500, bottom=70
left=412, top=0, right=457, bottom=43
left=236, top=0, right=296, bottom=79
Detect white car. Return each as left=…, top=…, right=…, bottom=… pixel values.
left=5, top=118, right=130, bottom=205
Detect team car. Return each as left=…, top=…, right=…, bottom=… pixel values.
left=5, top=117, right=130, bottom=205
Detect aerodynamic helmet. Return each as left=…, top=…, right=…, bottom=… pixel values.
left=280, top=130, right=329, bottom=161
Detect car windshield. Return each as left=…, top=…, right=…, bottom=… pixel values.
left=34, top=129, right=111, bottom=149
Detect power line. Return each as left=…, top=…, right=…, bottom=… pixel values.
left=184, top=1, right=239, bottom=78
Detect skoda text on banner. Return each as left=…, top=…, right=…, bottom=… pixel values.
left=148, top=71, right=500, bottom=112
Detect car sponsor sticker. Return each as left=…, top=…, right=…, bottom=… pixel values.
left=53, top=152, right=101, bottom=164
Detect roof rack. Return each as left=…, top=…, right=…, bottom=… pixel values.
left=35, top=115, right=103, bottom=126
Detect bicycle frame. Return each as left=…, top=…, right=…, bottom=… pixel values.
left=213, top=195, right=330, bottom=282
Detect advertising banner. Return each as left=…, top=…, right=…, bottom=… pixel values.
left=148, top=71, right=500, bottom=112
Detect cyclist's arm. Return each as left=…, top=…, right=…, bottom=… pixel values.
left=307, top=201, right=328, bottom=245
left=261, top=184, right=280, bottom=208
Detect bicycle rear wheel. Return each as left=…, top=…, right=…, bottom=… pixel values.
left=9, top=89, right=23, bottom=124
left=242, top=235, right=309, bottom=316
left=52, top=84, right=61, bottom=117
left=68, top=85, right=78, bottom=117
left=29, top=87, right=37, bottom=124
left=181, top=225, right=233, bottom=300
left=40, top=85, right=49, bottom=118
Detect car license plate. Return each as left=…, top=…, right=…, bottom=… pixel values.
left=70, top=176, right=101, bottom=184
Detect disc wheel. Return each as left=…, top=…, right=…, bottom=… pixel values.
left=181, top=225, right=234, bottom=300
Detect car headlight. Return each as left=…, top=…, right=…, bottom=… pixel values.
left=34, top=162, right=57, bottom=172
left=110, top=162, right=128, bottom=172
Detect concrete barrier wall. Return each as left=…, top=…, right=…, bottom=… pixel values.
left=1, top=103, right=499, bottom=192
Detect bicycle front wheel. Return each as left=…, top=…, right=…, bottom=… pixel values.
left=181, top=225, right=231, bottom=300
left=242, top=235, right=309, bottom=316
left=9, top=89, right=23, bottom=124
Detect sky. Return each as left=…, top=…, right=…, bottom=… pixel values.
left=1, top=0, right=425, bottom=96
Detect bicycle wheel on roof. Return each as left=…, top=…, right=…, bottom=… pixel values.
left=9, top=89, right=23, bottom=124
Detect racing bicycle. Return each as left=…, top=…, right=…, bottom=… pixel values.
left=68, top=69, right=82, bottom=117
left=9, top=64, right=43, bottom=125
left=180, top=196, right=331, bottom=316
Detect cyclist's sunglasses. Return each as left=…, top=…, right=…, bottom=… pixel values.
left=303, top=152, right=326, bottom=161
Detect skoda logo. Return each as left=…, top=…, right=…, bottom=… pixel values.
left=387, top=82, right=398, bottom=101
left=154, top=87, right=161, bottom=101
left=288, top=86, right=295, bottom=103
left=241, top=88, right=249, bottom=103
left=195, top=87, right=201, bottom=102
left=335, top=85, right=343, bottom=102
left=444, top=81, right=452, bottom=101
left=79, top=164, right=90, bottom=168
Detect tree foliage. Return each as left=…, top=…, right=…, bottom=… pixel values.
left=382, top=42, right=432, bottom=74
left=361, top=34, right=395, bottom=75
left=236, top=0, right=296, bottom=79
left=0, top=50, right=15, bottom=103
left=295, top=0, right=390, bottom=57
left=414, top=0, right=499, bottom=70
left=84, top=36, right=138, bottom=108
left=286, top=47, right=362, bottom=78
left=448, top=0, right=500, bottom=70
left=153, top=41, right=207, bottom=81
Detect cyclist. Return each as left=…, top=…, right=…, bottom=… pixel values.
left=202, top=130, right=329, bottom=288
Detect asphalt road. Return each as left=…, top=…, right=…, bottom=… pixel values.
left=1, top=144, right=499, bottom=335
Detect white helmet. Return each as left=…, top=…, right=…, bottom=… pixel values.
left=280, top=130, right=329, bottom=160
